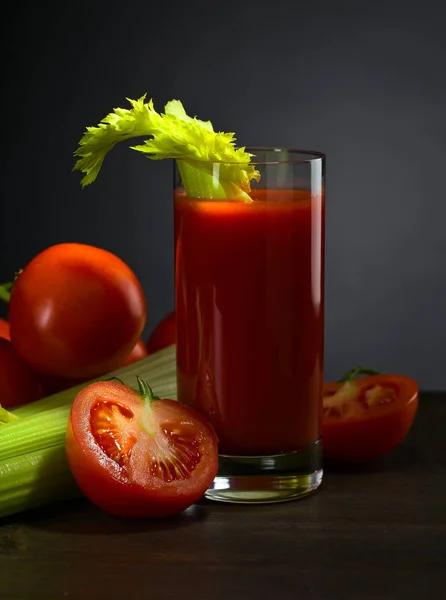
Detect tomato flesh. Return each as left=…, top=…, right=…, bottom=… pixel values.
left=322, top=375, right=418, bottom=463
left=90, top=400, right=137, bottom=466
left=66, top=381, right=219, bottom=518
left=150, top=425, right=201, bottom=482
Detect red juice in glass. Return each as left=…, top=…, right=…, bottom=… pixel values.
left=174, top=149, right=325, bottom=502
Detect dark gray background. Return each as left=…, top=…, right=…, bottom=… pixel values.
left=1, top=0, right=445, bottom=389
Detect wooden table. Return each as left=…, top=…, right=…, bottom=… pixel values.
left=1, top=393, right=445, bottom=599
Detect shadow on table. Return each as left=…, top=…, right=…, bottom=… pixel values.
left=0, top=441, right=210, bottom=535
left=3, top=498, right=209, bottom=535
left=1, top=436, right=423, bottom=534
left=323, top=443, right=421, bottom=474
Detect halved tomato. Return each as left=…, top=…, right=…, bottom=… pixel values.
left=323, top=370, right=418, bottom=463
left=66, top=378, right=219, bottom=518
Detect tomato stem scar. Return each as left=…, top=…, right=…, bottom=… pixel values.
left=136, top=376, right=160, bottom=437
left=136, top=376, right=160, bottom=403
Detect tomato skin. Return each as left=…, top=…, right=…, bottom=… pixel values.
left=66, top=381, right=219, bottom=518
left=9, top=244, right=146, bottom=379
left=0, top=318, right=10, bottom=341
left=0, top=337, right=43, bottom=408
left=323, top=375, right=418, bottom=463
left=146, top=312, right=176, bottom=354
left=121, top=338, right=148, bottom=366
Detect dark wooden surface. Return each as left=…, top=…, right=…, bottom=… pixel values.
left=1, top=393, right=445, bottom=600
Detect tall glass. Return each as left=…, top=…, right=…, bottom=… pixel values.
left=174, top=148, right=325, bottom=503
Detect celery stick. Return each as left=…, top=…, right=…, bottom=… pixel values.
left=0, top=406, right=71, bottom=461
left=0, top=346, right=178, bottom=519
left=0, top=445, right=81, bottom=519
left=0, top=406, right=20, bottom=424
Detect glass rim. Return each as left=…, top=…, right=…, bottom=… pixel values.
left=246, top=147, right=325, bottom=165
left=178, top=147, right=325, bottom=166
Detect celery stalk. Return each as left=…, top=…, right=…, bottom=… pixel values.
left=0, top=345, right=178, bottom=519
left=0, top=406, right=71, bottom=461
left=0, top=406, right=20, bottom=425
left=0, top=445, right=81, bottom=519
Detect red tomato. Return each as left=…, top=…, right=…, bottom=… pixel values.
left=9, top=243, right=146, bottom=379
left=66, top=378, right=219, bottom=518
left=0, top=318, right=10, bottom=341
left=0, top=337, right=43, bottom=408
left=323, top=373, right=418, bottom=463
left=121, top=338, right=148, bottom=366
left=146, top=312, right=176, bottom=354
left=41, top=338, right=149, bottom=396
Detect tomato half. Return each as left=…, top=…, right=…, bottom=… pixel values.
left=323, top=373, right=418, bottom=463
left=66, top=378, right=219, bottom=518
left=0, top=318, right=10, bottom=341
left=9, top=243, right=146, bottom=379
left=0, top=338, right=43, bottom=408
left=146, top=312, right=176, bottom=354
left=121, top=338, right=148, bottom=366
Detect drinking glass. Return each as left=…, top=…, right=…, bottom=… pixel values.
left=174, top=148, right=325, bottom=503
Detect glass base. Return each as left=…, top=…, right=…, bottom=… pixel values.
left=205, top=439, right=322, bottom=504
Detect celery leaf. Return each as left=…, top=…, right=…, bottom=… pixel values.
left=74, top=96, right=260, bottom=200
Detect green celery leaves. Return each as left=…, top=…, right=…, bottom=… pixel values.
left=74, top=96, right=260, bottom=201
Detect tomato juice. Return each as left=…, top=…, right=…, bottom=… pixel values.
left=175, top=188, right=324, bottom=456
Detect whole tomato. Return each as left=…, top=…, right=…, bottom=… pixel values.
left=121, top=338, right=148, bottom=366
left=146, top=312, right=176, bottom=354
left=0, top=318, right=10, bottom=340
left=39, top=338, right=149, bottom=397
left=0, top=337, right=43, bottom=408
left=9, top=243, right=146, bottom=380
